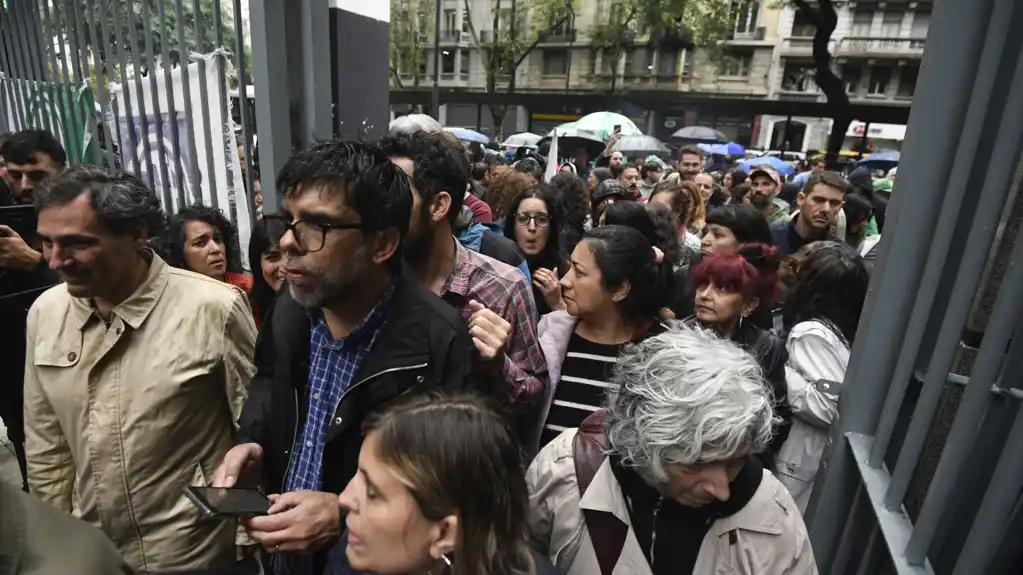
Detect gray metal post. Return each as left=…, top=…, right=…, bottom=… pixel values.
left=331, top=2, right=390, bottom=140
left=432, top=0, right=441, bottom=119
left=804, top=0, right=995, bottom=569
left=249, top=0, right=296, bottom=215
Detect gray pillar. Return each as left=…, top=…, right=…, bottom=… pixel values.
left=330, top=1, right=390, bottom=140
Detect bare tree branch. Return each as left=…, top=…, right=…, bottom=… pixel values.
left=389, top=66, right=405, bottom=89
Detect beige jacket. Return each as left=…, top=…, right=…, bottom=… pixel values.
left=22, top=254, right=257, bottom=573
left=527, top=429, right=818, bottom=575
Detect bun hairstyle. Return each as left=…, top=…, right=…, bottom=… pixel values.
left=582, top=225, right=673, bottom=322
left=692, top=243, right=781, bottom=309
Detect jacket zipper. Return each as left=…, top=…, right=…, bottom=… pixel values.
left=650, top=496, right=663, bottom=567
left=282, top=388, right=299, bottom=484
left=332, top=362, right=429, bottom=420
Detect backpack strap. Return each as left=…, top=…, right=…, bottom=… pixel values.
left=573, top=412, right=628, bottom=575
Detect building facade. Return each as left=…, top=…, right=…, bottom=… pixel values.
left=759, top=0, right=930, bottom=152
left=393, top=0, right=927, bottom=149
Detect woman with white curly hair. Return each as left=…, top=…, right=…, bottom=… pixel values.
left=527, top=326, right=817, bottom=575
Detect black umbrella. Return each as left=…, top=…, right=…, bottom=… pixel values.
left=670, top=126, right=728, bottom=143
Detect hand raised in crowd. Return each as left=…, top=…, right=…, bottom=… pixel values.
left=533, top=267, right=564, bottom=311
left=468, top=299, right=510, bottom=367
left=0, top=225, right=42, bottom=270
left=241, top=490, right=341, bottom=553
left=211, top=443, right=264, bottom=488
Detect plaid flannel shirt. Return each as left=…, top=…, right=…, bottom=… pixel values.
left=275, top=281, right=394, bottom=575
left=442, top=238, right=547, bottom=411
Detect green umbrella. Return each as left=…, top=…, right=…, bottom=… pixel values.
left=574, top=112, right=641, bottom=140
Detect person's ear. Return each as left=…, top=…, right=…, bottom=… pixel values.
left=796, top=191, right=806, bottom=208
left=369, top=227, right=402, bottom=265
left=131, top=222, right=149, bottom=250
left=428, top=514, right=460, bottom=564
left=431, top=192, right=452, bottom=224
left=611, top=280, right=632, bottom=303
left=743, top=297, right=760, bottom=318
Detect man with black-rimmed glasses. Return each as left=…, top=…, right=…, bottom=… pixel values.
left=214, top=140, right=474, bottom=575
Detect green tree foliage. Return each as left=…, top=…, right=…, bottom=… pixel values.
left=54, top=0, right=240, bottom=80
left=461, top=0, right=574, bottom=134
left=390, top=0, right=434, bottom=90
left=588, top=0, right=734, bottom=93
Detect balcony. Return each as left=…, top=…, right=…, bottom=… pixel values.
left=837, top=37, right=926, bottom=58
left=777, top=90, right=826, bottom=103
left=781, top=36, right=837, bottom=56
left=539, top=29, right=577, bottom=43
left=439, top=30, right=463, bottom=43
left=729, top=27, right=767, bottom=43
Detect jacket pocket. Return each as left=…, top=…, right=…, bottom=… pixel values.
left=183, top=461, right=209, bottom=488
left=33, top=339, right=83, bottom=368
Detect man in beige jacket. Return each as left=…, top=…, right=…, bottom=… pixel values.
left=22, top=166, right=257, bottom=573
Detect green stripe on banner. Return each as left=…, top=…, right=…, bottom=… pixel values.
left=3, top=78, right=97, bottom=164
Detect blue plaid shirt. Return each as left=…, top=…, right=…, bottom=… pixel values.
left=275, top=281, right=395, bottom=575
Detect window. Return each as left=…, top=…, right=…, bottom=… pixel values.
left=588, top=49, right=598, bottom=76
left=443, top=9, right=457, bottom=34
left=417, top=56, right=427, bottom=76
left=623, top=49, right=635, bottom=75
left=792, top=8, right=815, bottom=37
left=542, top=49, right=568, bottom=76
left=881, top=12, right=903, bottom=37
left=911, top=11, right=930, bottom=38
left=461, top=9, right=470, bottom=34
left=600, top=49, right=615, bottom=74
left=497, top=8, right=514, bottom=31
left=851, top=11, right=873, bottom=36
left=782, top=62, right=815, bottom=91
left=460, top=50, right=470, bottom=77
left=658, top=49, right=678, bottom=77
left=441, top=50, right=455, bottom=75
left=732, top=0, right=759, bottom=34
left=843, top=65, right=863, bottom=94
left=868, top=65, right=892, bottom=94
left=682, top=49, right=694, bottom=76
left=898, top=65, right=919, bottom=97
left=721, top=50, right=752, bottom=76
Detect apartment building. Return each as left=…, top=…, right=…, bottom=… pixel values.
left=395, top=0, right=784, bottom=140
left=759, top=0, right=931, bottom=151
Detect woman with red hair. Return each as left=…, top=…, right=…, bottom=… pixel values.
left=686, top=244, right=793, bottom=464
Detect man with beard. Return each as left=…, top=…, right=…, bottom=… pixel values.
left=216, top=140, right=474, bottom=574
left=746, top=167, right=791, bottom=225
left=677, top=145, right=703, bottom=181
left=0, top=130, right=65, bottom=493
left=771, top=171, right=848, bottom=258
left=378, top=131, right=547, bottom=419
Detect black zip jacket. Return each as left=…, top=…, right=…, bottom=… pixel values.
left=234, top=271, right=476, bottom=498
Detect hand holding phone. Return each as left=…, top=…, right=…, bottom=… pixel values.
left=185, top=486, right=271, bottom=519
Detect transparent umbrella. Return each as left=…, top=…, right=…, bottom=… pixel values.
left=671, top=126, right=728, bottom=143
left=575, top=112, right=642, bottom=139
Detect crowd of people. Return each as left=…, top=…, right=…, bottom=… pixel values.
left=0, top=119, right=876, bottom=575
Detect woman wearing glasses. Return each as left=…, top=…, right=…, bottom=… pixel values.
left=503, top=185, right=569, bottom=317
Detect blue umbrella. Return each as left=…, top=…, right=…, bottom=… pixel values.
left=739, top=155, right=796, bottom=176
left=444, top=127, right=491, bottom=144
left=857, top=150, right=900, bottom=169
left=699, top=142, right=746, bottom=156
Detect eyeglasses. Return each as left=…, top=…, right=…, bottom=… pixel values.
left=263, top=214, right=362, bottom=253
left=515, top=212, right=550, bottom=227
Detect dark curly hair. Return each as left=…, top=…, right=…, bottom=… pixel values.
left=377, top=131, right=470, bottom=226
left=549, top=172, right=589, bottom=231
left=503, top=184, right=568, bottom=273
left=782, top=241, right=869, bottom=345
left=166, top=204, right=243, bottom=274
left=276, top=140, right=413, bottom=238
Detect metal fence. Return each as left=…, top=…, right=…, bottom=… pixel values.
left=805, top=0, right=1023, bottom=573
left=0, top=0, right=257, bottom=231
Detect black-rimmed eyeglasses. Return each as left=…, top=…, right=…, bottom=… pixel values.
left=263, top=214, right=362, bottom=253
left=514, top=212, right=551, bottom=227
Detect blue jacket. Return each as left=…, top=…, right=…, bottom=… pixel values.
left=457, top=222, right=532, bottom=285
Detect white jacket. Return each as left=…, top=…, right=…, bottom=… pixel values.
left=775, top=321, right=850, bottom=512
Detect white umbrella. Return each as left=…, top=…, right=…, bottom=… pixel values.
left=503, top=132, right=542, bottom=147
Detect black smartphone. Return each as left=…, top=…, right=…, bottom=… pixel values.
left=613, top=124, right=622, bottom=135
left=184, top=486, right=271, bottom=518
left=0, top=205, right=36, bottom=241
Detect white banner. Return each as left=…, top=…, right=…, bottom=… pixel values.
left=106, top=56, right=252, bottom=268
